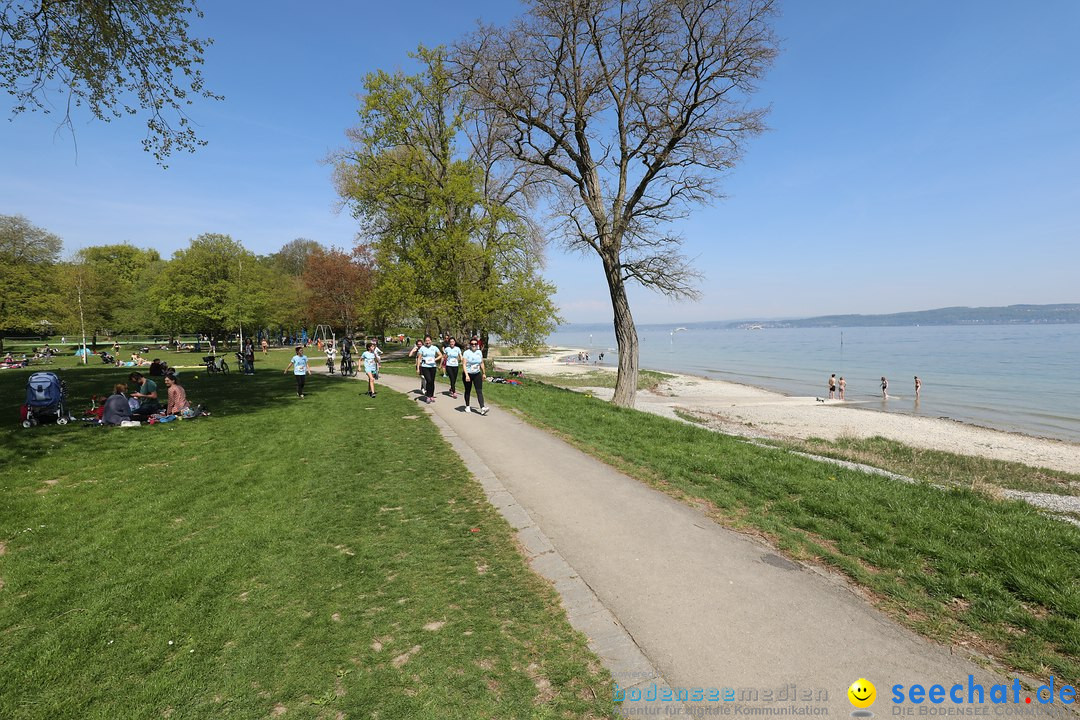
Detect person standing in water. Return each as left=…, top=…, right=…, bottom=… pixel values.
left=914, top=376, right=922, bottom=399
left=828, top=373, right=837, bottom=399
left=881, top=376, right=889, bottom=399
left=838, top=376, right=846, bottom=400
left=462, top=338, right=488, bottom=415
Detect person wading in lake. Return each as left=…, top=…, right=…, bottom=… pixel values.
left=828, top=373, right=837, bottom=399
left=881, top=376, right=889, bottom=399
left=914, top=376, right=922, bottom=399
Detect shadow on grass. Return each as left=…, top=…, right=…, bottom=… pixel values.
left=0, top=365, right=362, bottom=470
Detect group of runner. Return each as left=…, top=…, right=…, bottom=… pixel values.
left=283, top=338, right=381, bottom=398
left=409, top=335, right=488, bottom=414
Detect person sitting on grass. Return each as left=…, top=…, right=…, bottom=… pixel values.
left=128, top=371, right=160, bottom=419
left=164, top=373, right=194, bottom=417
left=102, top=384, right=132, bottom=425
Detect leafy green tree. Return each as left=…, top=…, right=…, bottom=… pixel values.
left=60, top=244, right=162, bottom=338
left=267, top=238, right=323, bottom=277
left=149, top=233, right=275, bottom=340
left=1, top=0, right=221, bottom=164
left=335, top=47, right=559, bottom=352
left=0, top=214, right=64, bottom=346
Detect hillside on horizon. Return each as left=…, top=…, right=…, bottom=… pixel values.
left=730, top=303, right=1080, bottom=329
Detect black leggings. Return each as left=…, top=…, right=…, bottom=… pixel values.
left=295, top=374, right=306, bottom=396
left=447, top=365, right=459, bottom=393
left=421, top=366, right=436, bottom=398
left=465, top=373, right=484, bottom=407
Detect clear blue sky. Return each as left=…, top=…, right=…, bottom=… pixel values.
left=3, top=1, right=1078, bottom=324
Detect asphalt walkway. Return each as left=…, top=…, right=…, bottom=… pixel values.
left=370, top=372, right=1054, bottom=717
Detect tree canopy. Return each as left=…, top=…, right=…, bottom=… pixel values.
left=0, top=0, right=221, bottom=164
left=0, top=214, right=63, bottom=337
left=335, top=46, right=560, bottom=351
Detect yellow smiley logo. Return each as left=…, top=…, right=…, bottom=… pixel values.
left=848, top=678, right=876, bottom=709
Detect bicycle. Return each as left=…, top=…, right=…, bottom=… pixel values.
left=340, top=354, right=355, bottom=377
left=202, top=355, right=229, bottom=374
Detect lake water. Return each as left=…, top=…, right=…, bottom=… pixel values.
left=548, top=323, right=1080, bottom=444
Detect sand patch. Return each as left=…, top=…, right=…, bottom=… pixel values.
left=392, top=645, right=421, bottom=668
left=422, top=620, right=445, bottom=632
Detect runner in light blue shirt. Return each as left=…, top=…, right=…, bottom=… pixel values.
left=443, top=337, right=463, bottom=398
left=283, top=346, right=309, bottom=398
left=417, top=336, right=443, bottom=404
left=361, top=343, right=379, bottom=397
left=462, top=339, right=488, bottom=415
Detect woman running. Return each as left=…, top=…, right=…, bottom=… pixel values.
left=284, top=346, right=310, bottom=398
left=416, top=336, right=443, bottom=404
left=462, top=338, right=488, bottom=415
left=443, top=337, right=462, bottom=398
left=408, top=339, right=424, bottom=394
left=361, top=342, right=379, bottom=397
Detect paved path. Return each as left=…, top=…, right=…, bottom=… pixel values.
left=371, top=373, right=1055, bottom=717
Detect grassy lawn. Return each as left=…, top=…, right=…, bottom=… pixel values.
left=476, top=377, right=1080, bottom=685
left=0, top=366, right=614, bottom=719
left=525, top=370, right=673, bottom=393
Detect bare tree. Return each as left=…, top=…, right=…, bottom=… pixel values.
left=454, top=0, right=778, bottom=406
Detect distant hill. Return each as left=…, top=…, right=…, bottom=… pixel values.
left=732, top=304, right=1080, bottom=329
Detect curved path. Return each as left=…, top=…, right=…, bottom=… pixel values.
left=366, top=372, right=1059, bottom=717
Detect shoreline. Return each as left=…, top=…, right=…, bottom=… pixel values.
left=495, top=348, right=1080, bottom=475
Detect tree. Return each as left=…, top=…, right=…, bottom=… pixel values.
left=60, top=244, right=162, bottom=337
left=268, top=238, right=323, bottom=277
left=0, top=214, right=64, bottom=346
left=301, top=246, right=374, bottom=337
left=1, top=0, right=221, bottom=164
left=149, top=233, right=275, bottom=340
left=454, top=0, right=778, bottom=404
left=335, top=46, right=560, bottom=351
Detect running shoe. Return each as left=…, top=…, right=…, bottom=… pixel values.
left=465, top=406, right=471, bottom=413
left=479, top=406, right=489, bottom=415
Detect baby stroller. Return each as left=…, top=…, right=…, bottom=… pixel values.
left=22, top=372, right=69, bottom=427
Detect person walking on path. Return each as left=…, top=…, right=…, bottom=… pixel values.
left=443, top=337, right=463, bottom=398
left=408, top=339, right=424, bottom=394
left=881, top=376, right=889, bottom=399
left=361, top=342, right=379, bottom=397
left=828, top=373, right=837, bottom=399
left=838, top=376, right=846, bottom=400
left=284, top=346, right=310, bottom=398
left=914, top=375, right=922, bottom=399
left=417, top=336, right=443, bottom=404
left=462, top=338, right=488, bottom=415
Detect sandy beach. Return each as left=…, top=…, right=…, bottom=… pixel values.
left=496, top=349, right=1080, bottom=475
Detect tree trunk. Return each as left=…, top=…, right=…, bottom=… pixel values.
left=602, top=253, right=639, bottom=407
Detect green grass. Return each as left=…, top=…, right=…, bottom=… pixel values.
left=780, top=435, right=1080, bottom=498
left=479, top=378, right=1080, bottom=685
left=525, top=370, right=673, bottom=393
left=0, top=366, right=614, bottom=719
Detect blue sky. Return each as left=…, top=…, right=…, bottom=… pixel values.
left=2, top=1, right=1078, bottom=324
